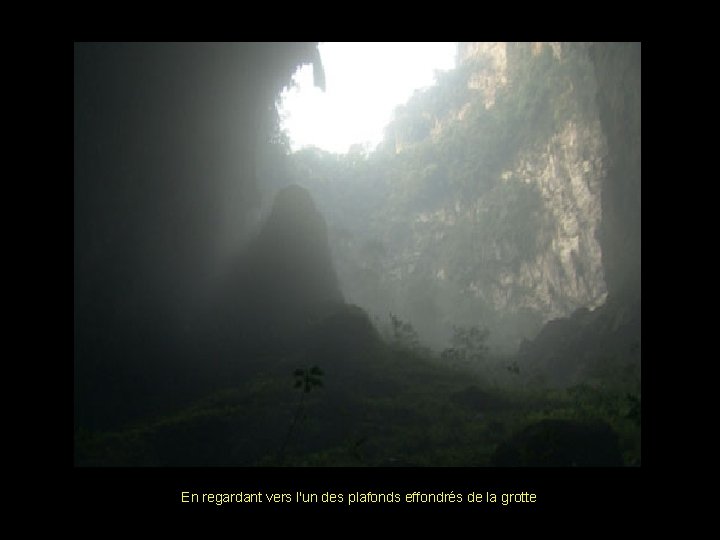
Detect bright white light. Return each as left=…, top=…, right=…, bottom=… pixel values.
left=279, top=42, right=457, bottom=155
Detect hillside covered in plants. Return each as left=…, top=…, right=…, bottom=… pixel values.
left=271, top=43, right=615, bottom=354
left=75, top=42, right=640, bottom=467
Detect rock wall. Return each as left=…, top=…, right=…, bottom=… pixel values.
left=505, top=117, right=607, bottom=318
left=288, top=42, right=639, bottom=360
left=517, top=42, right=641, bottom=385
left=74, top=42, right=324, bottom=429
left=388, top=43, right=610, bottom=350
left=589, top=42, right=641, bottom=303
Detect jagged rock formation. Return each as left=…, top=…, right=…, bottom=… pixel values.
left=248, top=184, right=343, bottom=308
left=518, top=294, right=641, bottom=385
left=206, top=184, right=381, bottom=381
left=517, top=43, right=640, bottom=385
left=215, top=184, right=344, bottom=350
left=295, top=42, right=617, bottom=352
left=421, top=43, right=610, bottom=331
left=75, top=43, right=325, bottom=430
left=457, top=42, right=508, bottom=109
left=297, top=43, right=639, bottom=374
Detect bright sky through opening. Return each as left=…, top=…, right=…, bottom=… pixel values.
left=279, top=42, right=458, bottom=155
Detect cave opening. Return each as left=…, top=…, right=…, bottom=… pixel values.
left=74, top=42, right=640, bottom=468
left=263, top=42, right=615, bottom=357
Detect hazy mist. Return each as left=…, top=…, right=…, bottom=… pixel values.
left=75, top=42, right=640, bottom=467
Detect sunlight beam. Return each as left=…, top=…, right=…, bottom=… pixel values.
left=279, top=42, right=457, bottom=155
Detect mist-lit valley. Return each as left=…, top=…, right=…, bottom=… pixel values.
left=74, top=42, right=640, bottom=467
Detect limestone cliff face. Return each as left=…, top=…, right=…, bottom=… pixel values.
left=516, top=42, right=641, bottom=384
left=477, top=41, right=640, bottom=308
left=458, top=42, right=508, bottom=108
left=503, top=117, right=607, bottom=318
left=390, top=43, right=609, bottom=349
left=588, top=42, right=641, bottom=303
left=293, top=43, right=639, bottom=357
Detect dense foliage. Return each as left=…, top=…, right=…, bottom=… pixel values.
left=75, top=43, right=640, bottom=468
left=75, top=331, right=640, bottom=466
left=279, top=43, right=602, bottom=353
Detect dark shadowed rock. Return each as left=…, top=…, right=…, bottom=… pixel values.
left=588, top=42, right=641, bottom=303
left=212, top=185, right=344, bottom=355
left=518, top=294, right=640, bottom=387
left=514, top=43, right=640, bottom=388
left=491, top=419, right=623, bottom=466
left=74, top=42, right=325, bottom=431
left=303, top=302, right=381, bottom=366
left=251, top=185, right=343, bottom=311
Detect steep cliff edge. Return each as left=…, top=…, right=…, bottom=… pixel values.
left=75, top=43, right=325, bottom=430
left=518, top=43, right=640, bottom=385
left=292, top=43, right=615, bottom=352
left=283, top=42, right=640, bottom=382
left=213, top=184, right=345, bottom=353
left=590, top=42, right=641, bottom=303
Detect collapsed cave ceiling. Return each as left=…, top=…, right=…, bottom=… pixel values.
left=74, top=41, right=639, bottom=369
left=74, top=42, right=324, bottom=331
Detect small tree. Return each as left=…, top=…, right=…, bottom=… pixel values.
left=389, top=313, right=420, bottom=351
left=278, top=366, right=323, bottom=464
left=441, top=325, right=489, bottom=365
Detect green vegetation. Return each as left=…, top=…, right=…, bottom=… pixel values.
left=440, top=325, right=489, bottom=366
left=75, top=326, right=640, bottom=467
left=74, top=44, right=640, bottom=468
left=280, top=43, right=601, bottom=353
left=278, top=366, right=325, bottom=463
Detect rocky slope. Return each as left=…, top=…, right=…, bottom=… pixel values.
left=517, top=42, right=641, bottom=385
left=290, top=42, right=628, bottom=354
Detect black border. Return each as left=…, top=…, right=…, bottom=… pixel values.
left=65, top=39, right=652, bottom=520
